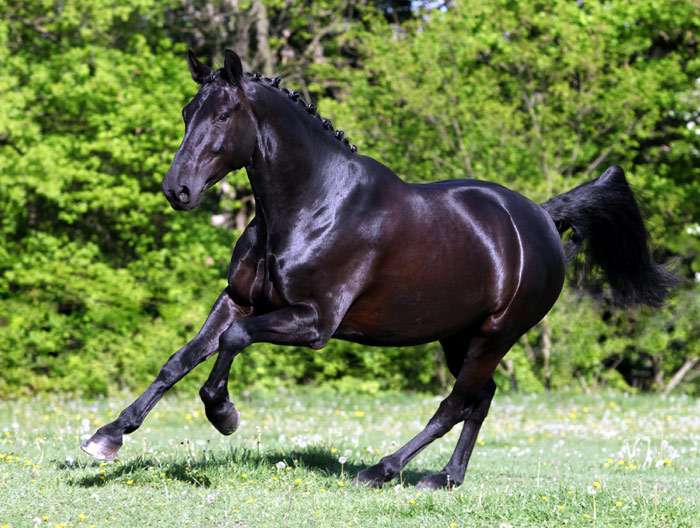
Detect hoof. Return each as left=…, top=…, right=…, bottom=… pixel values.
left=205, top=401, right=240, bottom=435
left=80, top=431, right=122, bottom=461
left=354, top=463, right=393, bottom=488
left=416, top=471, right=458, bottom=491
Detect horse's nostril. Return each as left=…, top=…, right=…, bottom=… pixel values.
left=178, top=186, right=190, bottom=204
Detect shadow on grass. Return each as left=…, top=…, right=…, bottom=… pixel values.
left=61, top=446, right=431, bottom=488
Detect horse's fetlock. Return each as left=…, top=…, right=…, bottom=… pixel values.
left=379, top=456, right=400, bottom=477
left=199, top=385, right=223, bottom=406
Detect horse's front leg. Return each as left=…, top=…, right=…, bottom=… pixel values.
left=81, top=290, right=248, bottom=461
left=199, top=304, right=324, bottom=434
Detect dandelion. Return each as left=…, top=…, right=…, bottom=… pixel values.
left=541, top=495, right=549, bottom=502
left=78, top=513, right=87, bottom=522
left=338, top=455, right=347, bottom=478
left=275, top=460, right=286, bottom=470
left=615, top=500, right=623, bottom=508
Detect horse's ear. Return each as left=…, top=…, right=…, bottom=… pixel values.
left=187, top=49, right=211, bottom=84
left=222, top=49, right=243, bottom=86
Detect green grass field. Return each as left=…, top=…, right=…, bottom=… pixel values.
left=0, top=389, right=698, bottom=527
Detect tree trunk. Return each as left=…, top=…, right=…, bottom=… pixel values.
left=663, top=357, right=699, bottom=396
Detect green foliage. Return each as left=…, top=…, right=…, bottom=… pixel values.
left=0, top=0, right=698, bottom=397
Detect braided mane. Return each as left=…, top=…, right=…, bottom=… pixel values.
left=205, top=69, right=357, bottom=153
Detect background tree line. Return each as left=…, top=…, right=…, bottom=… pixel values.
left=0, top=0, right=698, bottom=397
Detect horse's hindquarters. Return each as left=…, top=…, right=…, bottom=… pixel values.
left=335, top=181, right=565, bottom=347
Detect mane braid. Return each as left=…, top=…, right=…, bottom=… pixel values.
left=243, top=70, right=358, bottom=153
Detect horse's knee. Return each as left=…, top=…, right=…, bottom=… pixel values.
left=219, top=323, right=250, bottom=352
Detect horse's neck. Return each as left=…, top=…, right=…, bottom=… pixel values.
left=245, top=91, right=352, bottom=228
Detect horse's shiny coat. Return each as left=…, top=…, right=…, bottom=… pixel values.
left=82, top=50, right=672, bottom=489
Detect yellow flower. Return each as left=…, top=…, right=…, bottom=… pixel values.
left=330, top=447, right=338, bottom=454
left=592, top=480, right=602, bottom=489
left=663, top=458, right=672, bottom=466
left=615, top=500, right=623, bottom=508
left=126, top=479, right=134, bottom=485
left=78, top=513, right=87, bottom=522
left=540, top=495, right=548, bottom=502
left=294, top=478, right=302, bottom=486
left=408, top=499, right=416, bottom=505
left=353, top=410, right=365, bottom=417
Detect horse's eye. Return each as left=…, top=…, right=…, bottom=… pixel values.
left=218, top=111, right=231, bottom=122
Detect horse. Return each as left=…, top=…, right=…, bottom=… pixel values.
left=81, top=50, right=674, bottom=490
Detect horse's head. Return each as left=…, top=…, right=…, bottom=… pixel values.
left=163, top=50, right=257, bottom=210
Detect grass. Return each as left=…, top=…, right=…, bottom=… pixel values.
left=0, top=388, right=698, bottom=528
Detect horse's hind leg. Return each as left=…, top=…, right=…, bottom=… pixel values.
left=414, top=335, right=497, bottom=489
left=81, top=290, right=246, bottom=461
left=356, top=333, right=510, bottom=488
left=415, top=380, right=496, bottom=489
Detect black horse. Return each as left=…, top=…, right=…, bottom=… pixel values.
left=82, top=50, right=673, bottom=490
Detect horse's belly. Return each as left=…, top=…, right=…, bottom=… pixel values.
left=334, top=278, right=491, bottom=346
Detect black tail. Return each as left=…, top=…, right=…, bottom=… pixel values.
left=542, top=165, right=676, bottom=307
